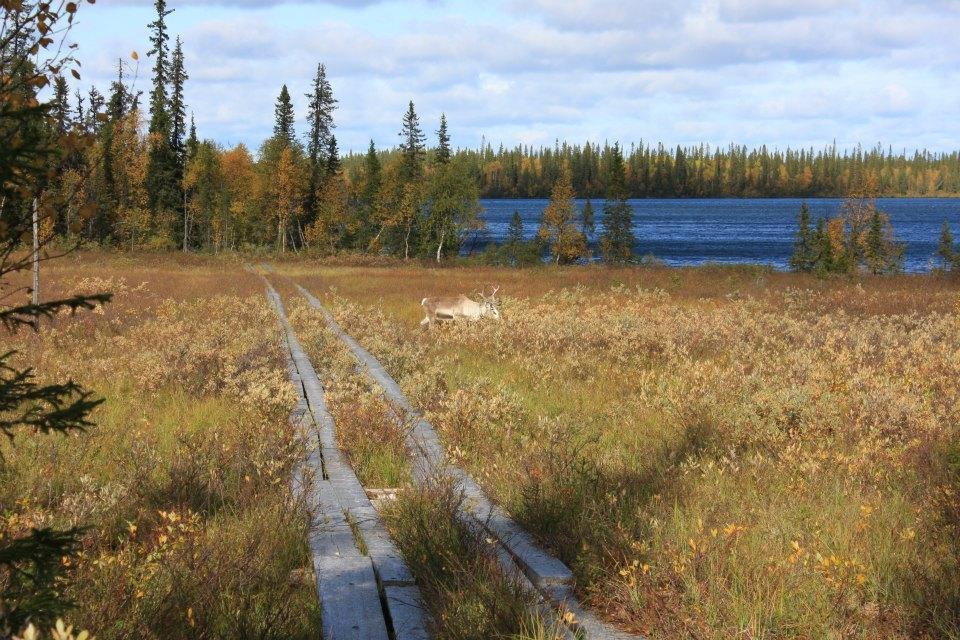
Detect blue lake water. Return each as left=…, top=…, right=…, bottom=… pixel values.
left=472, top=198, right=960, bottom=272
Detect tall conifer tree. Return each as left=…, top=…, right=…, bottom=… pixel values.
left=273, top=85, right=295, bottom=144
left=169, top=36, right=188, bottom=168
left=326, top=136, right=340, bottom=175
left=186, top=114, right=199, bottom=162
left=51, top=75, right=70, bottom=135
left=304, top=63, right=337, bottom=220
left=399, top=100, right=426, bottom=183
left=789, top=202, right=814, bottom=272
left=581, top=199, right=595, bottom=237
left=600, top=143, right=635, bottom=264
left=145, top=0, right=179, bottom=221
left=937, top=221, right=956, bottom=270
left=146, top=0, right=172, bottom=136
left=435, top=113, right=451, bottom=165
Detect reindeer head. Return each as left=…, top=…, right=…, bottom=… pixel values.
left=478, top=286, right=501, bottom=320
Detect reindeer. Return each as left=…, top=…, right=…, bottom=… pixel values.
left=420, top=287, right=501, bottom=328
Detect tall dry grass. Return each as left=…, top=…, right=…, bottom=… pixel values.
left=284, top=263, right=960, bottom=639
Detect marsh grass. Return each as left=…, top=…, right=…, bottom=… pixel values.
left=381, top=482, right=542, bottom=640
left=1, top=255, right=320, bottom=638
left=280, top=262, right=960, bottom=639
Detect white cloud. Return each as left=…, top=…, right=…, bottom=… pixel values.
left=68, top=0, right=960, bottom=153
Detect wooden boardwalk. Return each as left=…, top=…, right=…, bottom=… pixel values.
left=292, top=282, right=642, bottom=640
left=261, top=275, right=430, bottom=640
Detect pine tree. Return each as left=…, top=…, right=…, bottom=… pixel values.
left=600, top=144, right=635, bottom=264
left=435, top=113, right=451, bottom=165
left=273, top=84, right=295, bottom=144
left=304, top=63, right=337, bottom=223
left=399, top=100, right=426, bottom=183
left=937, top=220, right=956, bottom=270
left=789, top=202, right=814, bottom=272
left=169, top=36, right=188, bottom=167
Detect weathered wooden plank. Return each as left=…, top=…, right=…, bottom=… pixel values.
left=265, top=275, right=432, bottom=639
left=384, top=585, right=431, bottom=640
left=316, top=554, right=390, bottom=640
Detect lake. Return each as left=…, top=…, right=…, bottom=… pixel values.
left=472, top=198, right=960, bottom=272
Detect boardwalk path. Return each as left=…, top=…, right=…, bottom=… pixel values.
left=291, top=281, right=642, bottom=640
left=261, top=273, right=430, bottom=640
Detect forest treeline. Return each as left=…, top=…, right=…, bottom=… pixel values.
left=345, top=140, right=960, bottom=200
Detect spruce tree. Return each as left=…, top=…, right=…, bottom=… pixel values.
left=937, top=220, right=956, bottom=270
left=581, top=199, right=595, bottom=237
left=73, top=89, right=85, bottom=132
left=502, top=210, right=525, bottom=266
left=145, top=0, right=179, bottom=223
left=435, top=113, right=451, bottom=165
left=86, top=86, right=104, bottom=134
left=186, top=113, right=199, bottom=162
left=326, top=135, right=340, bottom=175
left=864, top=208, right=885, bottom=274
left=169, top=36, right=188, bottom=168
left=107, top=58, right=129, bottom=122
left=507, top=210, right=524, bottom=246
left=273, top=84, right=295, bottom=144
left=146, top=0, right=172, bottom=136
left=813, top=217, right=834, bottom=277
left=355, top=139, right=380, bottom=249
left=51, top=75, right=70, bottom=135
left=399, top=100, right=426, bottom=183
left=600, top=143, right=636, bottom=264
left=304, top=63, right=337, bottom=222
left=789, top=202, right=814, bottom=272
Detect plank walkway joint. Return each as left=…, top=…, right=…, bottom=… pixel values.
left=257, top=270, right=430, bottom=640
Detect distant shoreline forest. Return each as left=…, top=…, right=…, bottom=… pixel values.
left=342, top=143, right=960, bottom=200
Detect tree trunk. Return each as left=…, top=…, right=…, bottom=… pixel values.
left=436, top=235, right=443, bottom=263
left=31, top=197, right=40, bottom=306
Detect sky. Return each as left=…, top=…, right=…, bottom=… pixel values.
left=65, top=0, right=960, bottom=155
